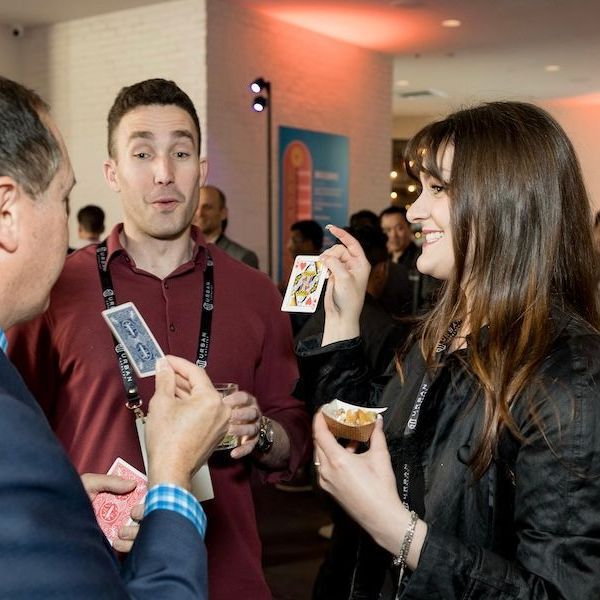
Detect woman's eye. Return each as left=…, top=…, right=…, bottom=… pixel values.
left=430, top=184, right=445, bottom=194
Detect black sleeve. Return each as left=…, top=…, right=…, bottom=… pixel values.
left=294, top=335, right=392, bottom=414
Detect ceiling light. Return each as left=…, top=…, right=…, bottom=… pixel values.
left=391, top=170, right=398, bottom=179
left=442, top=19, right=461, bottom=28
left=250, top=77, right=269, bottom=93
left=545, top=64, right=560, bottom=72
left=407, top=184, right=417, bottom=193
left=391, top=191, right=398, bottom=199
left=253, top=97, right=268, bottom=112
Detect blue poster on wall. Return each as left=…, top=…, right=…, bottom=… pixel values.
left=278, top=126, right=349, bottom=280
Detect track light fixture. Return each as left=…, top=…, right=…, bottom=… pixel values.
left=250, top=77, right=270, bottom=94
left=248, top=76, right=274, bottom=276
left=253, top=96, right=268, bottom=112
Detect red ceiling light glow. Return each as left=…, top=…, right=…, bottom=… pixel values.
left=245, top=3, right=435, bottom=53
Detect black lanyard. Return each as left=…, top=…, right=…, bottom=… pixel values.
left=95, top=240, right=215, bottom=417
left=400, top=320, right=461, bottom=507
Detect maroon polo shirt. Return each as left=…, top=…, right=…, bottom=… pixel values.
left=8, top=224, right=311, bottom=600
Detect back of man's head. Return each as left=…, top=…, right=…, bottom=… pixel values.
left=290, top=220, right=324, bottom=253
left=77, top=205, right=105, bottom=236
left=345, top=225, right=389, bottom=267
left=107, top=78, right=201, bottom=159
left=379, top=205, right=408, bottom=222
left=350, top=209, right=379, bottom=230
left=0, top=77, right=62, bottom=197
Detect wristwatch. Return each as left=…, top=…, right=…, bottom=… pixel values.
left=256, top=416, right=274, bottom=453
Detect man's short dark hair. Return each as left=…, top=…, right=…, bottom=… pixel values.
left=345, top=225, right=388, bottom=267
left=291, top=220, right=324, bottom=251
left=77, top=205, right=105, bottom=235
left=0, top=77, right=62, bottom=197
left=107, top=78, right=201, bottom=158
left=379, top=205, right=408, bottom=221
left=349, top=209, right=379, bottom=230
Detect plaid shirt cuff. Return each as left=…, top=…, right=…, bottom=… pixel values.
left=144, top=484, right=206, bottom=539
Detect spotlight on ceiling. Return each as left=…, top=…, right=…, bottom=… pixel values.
left=253, top=96, right=268, bottom=112
left=250, top=77, right=269, bottom=94
left=442, top=18, right=461, bottom=27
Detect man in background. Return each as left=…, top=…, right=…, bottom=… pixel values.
left=380, top=205, right=418, bottom=268
left=193, top=185, right=259, bottom=268
left=0, top=75, right=230, bottom=598
left=77, top=204, right=105, bottom=244
left=379, top=205, right=439, bottom=314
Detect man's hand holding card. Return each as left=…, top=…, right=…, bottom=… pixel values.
left=89, top=458, right=148, bottom=549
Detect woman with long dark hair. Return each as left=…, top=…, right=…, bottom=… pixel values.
left=300, top=101, right=600, bottom=599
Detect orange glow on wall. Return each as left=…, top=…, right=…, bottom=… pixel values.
left=546, top=91, right=600, bottom=108
left=245, top=2, right=435, bottom=53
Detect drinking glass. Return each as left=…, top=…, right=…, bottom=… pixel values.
left=214, top=383, right=239, bottom=450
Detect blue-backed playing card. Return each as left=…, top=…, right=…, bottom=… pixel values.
left=101, top=302, right=165, bottom=378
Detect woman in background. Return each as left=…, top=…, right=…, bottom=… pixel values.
left=299, top=101, right=600, bottom=599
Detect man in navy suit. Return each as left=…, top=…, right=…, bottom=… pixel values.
left=0, top=76, right=230, bottom=598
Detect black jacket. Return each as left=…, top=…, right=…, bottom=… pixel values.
left=297, top=313, right=600, bottom=599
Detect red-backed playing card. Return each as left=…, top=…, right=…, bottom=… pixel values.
left=91, top=457, right=148, bottom=546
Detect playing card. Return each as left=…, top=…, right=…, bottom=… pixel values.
left=281, top=255, right=328, bottom=313
left=102, top=302, right=164, bottom=377
left=91, top=457, right=148, bottom=547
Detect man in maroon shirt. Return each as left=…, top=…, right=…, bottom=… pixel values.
left=8, top=79, right=311, bottom=600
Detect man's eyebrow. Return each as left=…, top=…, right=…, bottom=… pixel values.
left=126, top=130, right=195, bottom=144
left=127, top=131, right=154, bottom=143
left=172, top=129, right=195, bottom=143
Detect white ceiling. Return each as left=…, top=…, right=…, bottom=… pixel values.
left=0, top=0, right=176, bottom=27
left=2, top=0, right=599, bottom=117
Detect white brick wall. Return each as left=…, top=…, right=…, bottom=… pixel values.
left=541, top=101, right=600, bottom=212
left=18, top=0, right=207, bottom=246
left=0, top=26, right=19, bottom=80
left=206, top=0, right=392, bottom=274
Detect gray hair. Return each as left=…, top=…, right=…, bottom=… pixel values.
left=0, top=77, right=61, bottom=196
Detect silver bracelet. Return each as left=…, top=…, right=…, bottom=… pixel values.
left=392, top=510, right=418, bottom=573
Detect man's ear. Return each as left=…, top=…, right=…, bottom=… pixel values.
left=103, top=158, right=120, bottom=192
left=198, top=157, right=208, bottom=188
left=0, top=176, right=22, bottom=253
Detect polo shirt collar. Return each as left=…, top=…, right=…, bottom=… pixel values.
left=103, top=223, right=209, bottom=269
